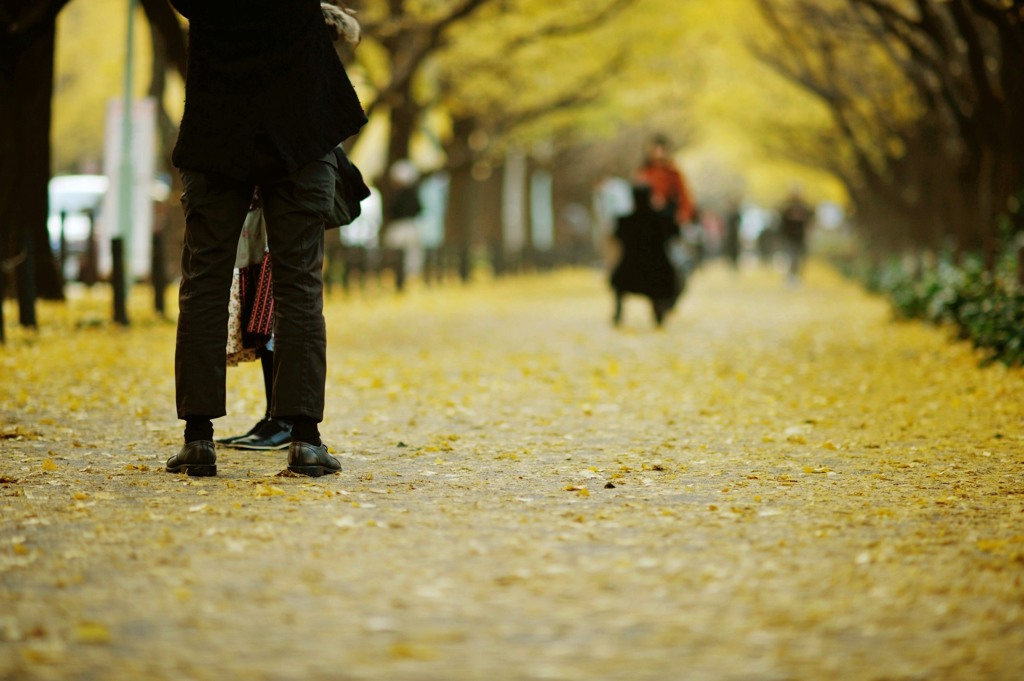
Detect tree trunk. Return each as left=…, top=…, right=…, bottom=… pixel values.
left=379, top=97, right=418, bottom=229
left=480, top=162, right=504, bottom=277
left=445, top=161, right=474, bottom=282
left=442, top=117, right=477, bottom=282
left=0, top=10, right=64, bottom=331
left=145, top=1, right=187, bottom=287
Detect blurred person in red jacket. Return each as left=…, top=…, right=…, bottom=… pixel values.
left=637, top=135, right=694, bottom=227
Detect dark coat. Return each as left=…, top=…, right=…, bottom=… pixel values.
left=779, top=197, right=813, bottom=246
left=723, top=209, right=742, bottom=262
left=391, top=185, right=422, bottom=221
left=169, top=0, right=367, bottom=179
left=611, top=187, right=680, bottom=300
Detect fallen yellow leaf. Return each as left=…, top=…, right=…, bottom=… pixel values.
left=73, top=621, right=111, bottom=645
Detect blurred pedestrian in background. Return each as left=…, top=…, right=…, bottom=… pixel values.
left=777, top=186, right=814, bottom=285
left=637, top=134, right=698, bottom=282
left=610, top=184, right=681, bottom=328
left=594, top=171, right=634, bottom=270
left=337, top=186, right=382, bottom=292
left=723, top=197, right=743, bottom=270
left=381, top=159, right=423, bottom=292
left=417, top=171, right=449, bottom=286
left=637, top=135, right=694, bottom=228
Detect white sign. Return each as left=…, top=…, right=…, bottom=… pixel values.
left=101, top=97, right=156, bottom=279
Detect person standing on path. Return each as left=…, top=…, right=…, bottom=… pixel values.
left=165, top=0, right=366, bottom=478
left=217, top=192, right=293, bottom=453
left=610, top=184, right=681, bottom=327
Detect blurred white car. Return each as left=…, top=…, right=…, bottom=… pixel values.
left=47, top=175, right=108, bottom=280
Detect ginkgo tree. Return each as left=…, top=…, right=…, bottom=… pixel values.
left=426, top=0, right=662, bottom=273
left=752, top=0, right=1024, bottom=262
left=347, top=0, right=704, bottom=273
left=2, top=0, right=75, bottom=337
left=346, top=1, right=650, bottom=226
left=0, top=0, right=185, bottom=339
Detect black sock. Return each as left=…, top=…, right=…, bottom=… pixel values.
left=259, top=347, right=274, bottom=418
left=184, top=416, right=214, bottom=444
left=290, top=417, right=321, bottom=446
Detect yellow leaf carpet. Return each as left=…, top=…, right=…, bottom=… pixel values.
left=2, top=263, right=1022, bottom=680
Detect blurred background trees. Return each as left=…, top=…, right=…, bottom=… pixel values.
left=2, top=0, right=1023, bottom=335
left=2, top=0, right=73, bottom=331
left=752, top=0, right=1024, bottom=265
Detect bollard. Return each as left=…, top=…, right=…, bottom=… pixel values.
left=152, top=230, right=166, bottom=316
left=59, top=210, right=68, bottom=281
left=82, top=209, right=98, bottom=287
left=111, top=237, right=129, bottom=326
left=458, top=243, right=471, bottom=283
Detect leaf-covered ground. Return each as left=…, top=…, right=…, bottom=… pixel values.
left=2, top=263, right=1023, bottom=680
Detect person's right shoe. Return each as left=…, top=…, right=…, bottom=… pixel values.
left=287, top=442, right=341, bottom=477
left=165, top=440, right=217, bottom=477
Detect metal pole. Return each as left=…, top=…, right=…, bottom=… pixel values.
left=114, top=0, right=137, bottom=325
left=59, top=210, right=68, bottom=280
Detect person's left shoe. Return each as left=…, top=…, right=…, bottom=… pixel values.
left=287, top=442, right=341, bottom=477
left=216, top=418, right=269, bottom=445
left=230, top=419, right=293, bottom=451
left=165, top=441, right=217, bottom=477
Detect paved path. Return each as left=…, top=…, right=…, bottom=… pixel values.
left=2, top=263, right=1023, bottom=680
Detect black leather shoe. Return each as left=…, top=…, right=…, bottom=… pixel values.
left=230, top=419, right=293, bottom=451
left=216, top=418, right=269, bottom=445
left=165, top=441, right=217, bottom=476
left=287, top=442, right=341, bottom=477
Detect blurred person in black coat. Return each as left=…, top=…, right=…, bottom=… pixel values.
left=610, top=184, right=682, bottom=328
left=723, top=198, right=743, bottom=270
left=165, top=0, right=366, bottom=478
left=778, top=187, right=814, bottom=285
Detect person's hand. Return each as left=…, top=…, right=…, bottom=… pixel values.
left=322, top=2, right=361, bottom=47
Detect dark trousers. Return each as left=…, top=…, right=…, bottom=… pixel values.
left=175, top=151, right=336, bottom=422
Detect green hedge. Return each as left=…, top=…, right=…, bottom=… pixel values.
left=840, top=253, right=1024, bottom=367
